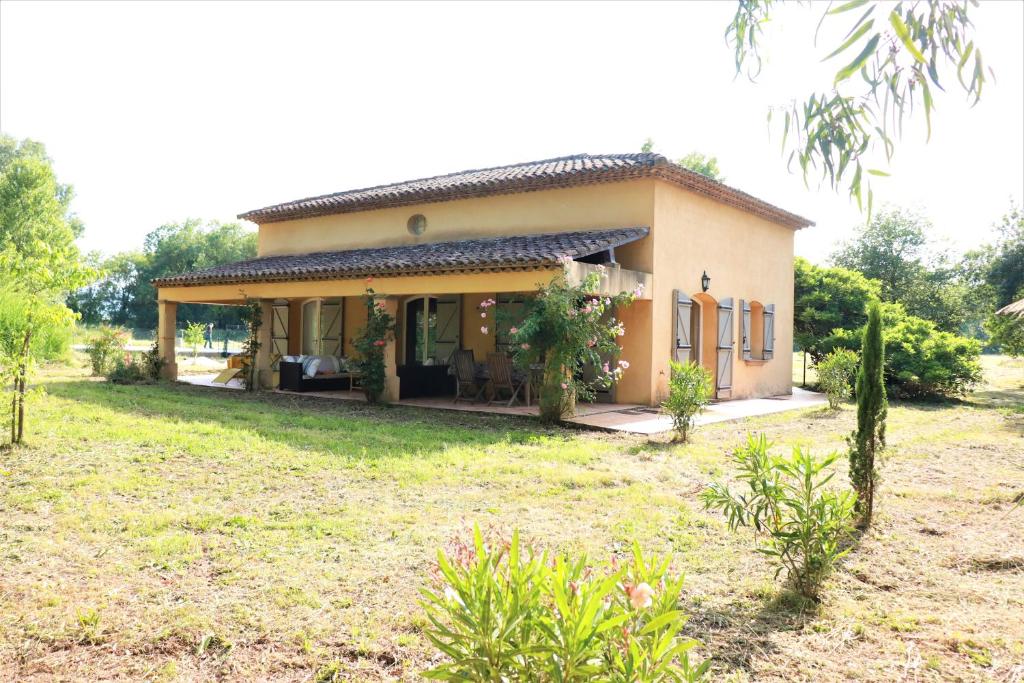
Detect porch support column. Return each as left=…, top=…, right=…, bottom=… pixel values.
left=381, top=296, right=401, bottom=402
left=157, top=300, right=178, bottom=381
left=256, top=299, right=275, bottom=389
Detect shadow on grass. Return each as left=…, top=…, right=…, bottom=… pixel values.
left=42, top=378, right=566, bottom=462
left=688, top=588, right=820, bottom=674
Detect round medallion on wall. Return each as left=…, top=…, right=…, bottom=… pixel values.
left=407, top=214, right=427, bottom=236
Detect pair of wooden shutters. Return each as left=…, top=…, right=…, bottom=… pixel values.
left=738, top=300, right=775, bottom=361
left=671, top=291, right=734, bottom=397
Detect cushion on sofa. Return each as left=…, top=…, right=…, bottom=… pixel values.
left=301, top=356, right=321, bottom=378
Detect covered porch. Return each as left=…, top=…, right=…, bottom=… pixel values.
left=153, top=228, right=655, bottom=405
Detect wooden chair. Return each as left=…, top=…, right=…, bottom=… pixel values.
left=486, top=352, right=525, bottom=407
left=453, top=349, right=484, bottom=403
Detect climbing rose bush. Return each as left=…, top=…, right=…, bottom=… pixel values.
left=484, top=263, right=637, bottom=422
left=420, top=525, right=710, bottom=681
left=353, top=280, right=395, bottom=403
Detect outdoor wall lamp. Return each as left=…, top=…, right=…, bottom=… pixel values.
left=701, top=270, right=711, bottom=292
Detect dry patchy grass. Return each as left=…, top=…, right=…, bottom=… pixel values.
left=1, top=356, right=1021, bottom=681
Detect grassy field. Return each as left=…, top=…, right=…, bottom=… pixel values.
left=1, top=355, right=1021, bottom=681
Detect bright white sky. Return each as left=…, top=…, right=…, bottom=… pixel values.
left=2, top=0, right=1022, bottom=264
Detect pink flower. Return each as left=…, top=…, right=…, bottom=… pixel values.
left=625, top=582, right=654, bottom=609
left=480, top=326, right=488, bottom=334
left=581, top=305, right=592, bottom=314
left=509, top=327, right=518, bottom=335
left=602, top=362, right=610, bottom=373
left=632, top=283, right=645, bottom=297
left=366, top=276, right=374, bottom=284
left=373, top=339, right=386, bottom=347
left=560, top=382, right=568, bottom=390
left=480, top=312, right=487, bottom=318
left=520, top=343, right=530, bottom=350
left=618, top=360, right=630, bottom=369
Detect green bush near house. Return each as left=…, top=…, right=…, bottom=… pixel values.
left=815, top=349, right=859, bottom=409
left=823, top=302, right=982, bottom=399
left=85, top=325, right=127, bottom=376
left=662, top=360, right=712, bottom=442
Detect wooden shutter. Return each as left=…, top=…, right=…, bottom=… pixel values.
left=716, top=297, right=734, bottom=398
left=673, top=290, right=693, bottom=363
left=270, top=303, right=289, bottom=369
left=434, top=297, right=460, bottom=364
left=740, top=299, right=752, bottom=359
left=319, top=300, right=343, bottom=357
left=763, top=304, right=775, bottom=360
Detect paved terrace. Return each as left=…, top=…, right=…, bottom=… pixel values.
left=178, top=374, right=826, bottom=435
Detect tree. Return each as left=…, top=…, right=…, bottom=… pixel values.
left=986, top=286, right=1024, bottom=357
left=677, top=152, right=725, bottom=182
left=183, top=321, right=205, bottom=360
left=727, top=0, right=990, bottom=210
left=986, top=204, right=1024, bottom=310
left=639, top=140, right=725, bottom=181
left=849, top=301, right=887, bottom=528
left=793, top=257, right=879, bottom=383
left=69, top=219, right=257, bottom=330
left=831, top=208, right=971, bottom=333
left=0, top=285, right=75, bottom=445
left=1, top=135, right=94, bottom=445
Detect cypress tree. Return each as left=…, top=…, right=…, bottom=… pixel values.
left=849, top=300, right=887, bottom=527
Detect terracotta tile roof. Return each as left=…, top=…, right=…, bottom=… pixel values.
left=238, top=153, right=814, bottom=229
left=153, top=227, right=649, bottom=288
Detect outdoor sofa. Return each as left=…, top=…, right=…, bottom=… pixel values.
left=278, top=355, right=360, bottom=393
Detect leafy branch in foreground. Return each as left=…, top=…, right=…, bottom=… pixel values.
left=727, top=0, right=991, bottom=212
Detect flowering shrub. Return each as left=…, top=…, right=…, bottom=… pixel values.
left=662, top=360, right=712, bottom=443
left=702, top=435, right=857, bottom=600
left=352, top=280, right=395, bottom=404
left=486, top=263, right=637, bottom=422
left=420, top=525, right=709, bottom=681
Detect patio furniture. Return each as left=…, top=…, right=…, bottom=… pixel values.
left=279, top=359, right=360, bottom=393
left=453, top=349, right=485, bottom=403
left=486, top=352, right=526, bottom=407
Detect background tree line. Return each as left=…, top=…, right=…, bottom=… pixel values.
left=69, top=219, right=257, bottom=331
left=795, top=204, right=1023, bottom=397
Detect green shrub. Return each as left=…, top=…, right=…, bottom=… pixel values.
left=815, top=349, right=858, bottom=409
left=702, top=435, right=857, bottom=600
left=85, top=325, right=127, bottom=375
left=107, top=354, right=148, bottom=384
left=420, top=525, right=709, bottom=681
left=824, top=302, right=982, bottom=399
left=662, top=360, right=712, bottom=442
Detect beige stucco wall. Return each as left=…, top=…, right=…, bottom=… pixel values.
left=648, top=180, right=796, bottom=402
left=255, top=180, right=656, bottom=275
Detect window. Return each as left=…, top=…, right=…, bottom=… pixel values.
left=407, top=214, right=427, bottom=236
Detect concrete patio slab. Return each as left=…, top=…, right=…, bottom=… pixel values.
left=177, top=374, right=826, bottom=434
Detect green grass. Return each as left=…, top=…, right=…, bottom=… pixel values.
left=1, top=356, right=1022, bottom=681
